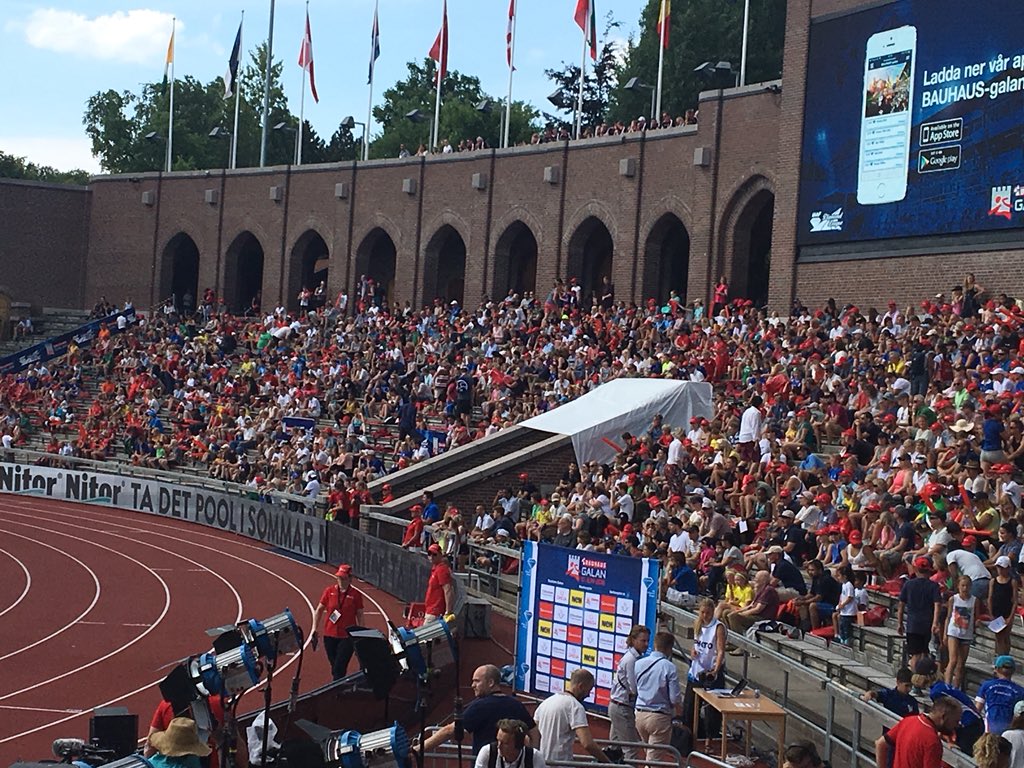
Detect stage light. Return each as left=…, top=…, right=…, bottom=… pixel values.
left=390, top=614, right=457, bottom=677
left=188, top=646, right=261, bottom=698
left=243, top=609, right=302, bottom=661
left=299, top=720, right=410, bottom=768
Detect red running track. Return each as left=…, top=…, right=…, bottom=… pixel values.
left=0, top=495, right=404, bottom=766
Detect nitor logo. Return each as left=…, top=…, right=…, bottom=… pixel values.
left=809, top=208, right=844, bottom=232
left=990, top=186, right=1012, bottom=219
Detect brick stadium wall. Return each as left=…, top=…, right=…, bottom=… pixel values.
left=5, top=0, right=1024, bottom=314
left=0, top=179, right=89, bottom=308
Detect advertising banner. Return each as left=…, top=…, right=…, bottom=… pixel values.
left=0, top=461, right=326, bottom=561
left=798, top=0, right=1024, bottom=246
left=0, top=308, right=138, bottom=375
left=514, top=541, right=660, bottom=711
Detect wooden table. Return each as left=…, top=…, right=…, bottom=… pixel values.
left=692, top=688, right=786, bottom=763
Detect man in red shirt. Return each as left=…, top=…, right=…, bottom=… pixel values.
left=146, top=696, right=226, bottom=768
left=311, top=564, right=365, bottom=679
left=873, top=694, right=961, bottom=768
left=401, top=505, right=425, bottom=549
left=424, top=544, right=454, bottom=623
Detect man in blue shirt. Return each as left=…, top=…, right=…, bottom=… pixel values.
left=975, top=656, right=1024, bottom=735
left=633, top=631, right=682, bottom=765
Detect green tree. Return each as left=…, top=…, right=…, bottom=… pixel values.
left=0, top=150, right=89, bottom=185
left=370, top=59, right=539, bottom=159
left=545, top=15, right=623, bottom=133
left=610, top=0, right=785, bottom=124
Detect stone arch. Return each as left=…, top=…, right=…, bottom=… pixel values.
left=641, top=213, right=690, bottom=306
left=719, top=176, right=776, bottom=308
left=566, top=216, right=614, bottom=309
left=492, top=221, right=538, bottom=301
left=287, top=229, right=329, bottom=311
left=354, top=227, right=398, bottom=308
left=160, top=232, right=201, bottom=314
left=223, top=231, right=266, bottom=314
left=422, top=224, right=467, bottom=307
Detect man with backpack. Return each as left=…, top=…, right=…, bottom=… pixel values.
left=474, top=719, right=546, bottom=768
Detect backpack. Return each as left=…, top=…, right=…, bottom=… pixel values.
left=487, top=743, right=533, bottom=768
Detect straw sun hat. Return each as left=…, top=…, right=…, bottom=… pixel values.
left=149, top=718, right=212, bottom=758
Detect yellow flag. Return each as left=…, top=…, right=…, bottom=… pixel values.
left=163, top=24, right=175, bottom=81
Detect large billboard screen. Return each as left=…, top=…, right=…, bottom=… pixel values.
left=797, top=0, right=1024, bottom=246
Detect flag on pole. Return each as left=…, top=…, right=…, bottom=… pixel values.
left=656, top=0, right=670, bottom=49
left=163, top=25, right=175, bottom=87
left=298, top=8, right=319, bottom=103
left=506, top=0, right=516, bottom=70
left=224, top=21, right=242, bottom=98
left=428, top=0, right=449, bottom=83
left=368, top=1, right=380, bottom=85
left=574, top=0, right=597, bottom=60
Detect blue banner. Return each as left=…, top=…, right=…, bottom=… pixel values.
left=797, top=0, right=1024, bottom=246
left=515, top=542, right=660, bottom=711
left=0, top=308, right=138, bottom=375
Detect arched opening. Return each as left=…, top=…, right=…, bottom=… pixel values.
left=422, top=225, right=466, bottom=307
left=730, top=190, right=774, bottom=308
left=288, top=230, right=329, bottom=311
left=224, top=232, right=265, bottom=315
left=492, top=221, right=538, bottom=301
left=642, top=214, right=690, bottom=306
left=566, top=217, right=613, bottom=309
left=160, top=233, right=200, bottom=314
left=354, top=228, right=397, bottom=308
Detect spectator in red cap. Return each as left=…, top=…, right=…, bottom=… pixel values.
left=311, top=564, right=365, bottom=679
left=424, top=543, right=455, bottom=622
left=897, top=557, right=943, bottom=672
left=401, top=504, right=425, bottom=549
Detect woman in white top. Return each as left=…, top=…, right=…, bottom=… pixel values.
left=1001, top=702, right=1024, bottom=768
left=683, top=597, right=726, bottom=739
left=945, top=575, right=978, bottom=689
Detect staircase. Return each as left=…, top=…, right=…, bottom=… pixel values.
left=0, top=307, right=93, bottom=356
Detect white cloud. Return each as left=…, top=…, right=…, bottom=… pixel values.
left=18, top=8, right=180, bottom=65
left=0, top=135, right=101, bottom=175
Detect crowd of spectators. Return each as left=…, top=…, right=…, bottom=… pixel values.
left=396, top=110, right=699, bottom=158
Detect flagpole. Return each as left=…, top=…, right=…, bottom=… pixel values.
left=655, top=0, right=666, bottom=119
left=431, top=1, right=444, bottom=152
left=739, top=0, right=750, bottom=86
left=575, top=31, right=586, bottom=140
left=167, top=17, right=175, bottom=172
left=260, top=0, right=276, bottom=167
left=365, top=0, right=378, bottom=162
left=503, top=1, right=517, bottom=149
left=231, top=11, right=244, bottom=169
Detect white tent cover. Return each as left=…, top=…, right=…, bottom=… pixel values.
left=521, top=379, right=714, bottom=466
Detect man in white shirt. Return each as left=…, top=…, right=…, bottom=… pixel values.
left=667, top=517, right=692, bottom=554
left=474, top=719, right=546, bottom=768
left=737, top=395, right=764, bottom=462
left=533, top=669, right=609, bottom=764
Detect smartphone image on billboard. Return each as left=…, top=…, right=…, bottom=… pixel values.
left=857, top=25, right=916, bottom=205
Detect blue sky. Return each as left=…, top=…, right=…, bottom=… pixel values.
left=0, top=0, right=647, bottom=173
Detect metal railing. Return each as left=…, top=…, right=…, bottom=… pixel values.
left=425, top=739, right=682, bottom=768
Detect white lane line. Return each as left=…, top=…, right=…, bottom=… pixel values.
left=0, top=704, right=84, bottom=714
left=0, top=531, right=101, bottom=664
left=0, top=518, right=171, bottom=702
left=0, top=546, right=31, bottom=619
left=0, top=502, right=316, bottom=745
left=78, top=621, right=153, bottom=627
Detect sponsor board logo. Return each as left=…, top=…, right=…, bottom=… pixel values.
left=990, top=186, right=1012, bottom=219
left=810, top=208, right=844, bottom=232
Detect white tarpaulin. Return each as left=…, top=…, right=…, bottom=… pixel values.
left=521, top=379, right=713, bottom=466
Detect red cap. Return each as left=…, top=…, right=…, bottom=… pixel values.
left=647, top=495, right=662, bottom=507
left=411, top=504, right=423, bottom=512
left=848, top=530, right=863, bottom=544
left=427, top=544, right=443, bottom=555
left=335, top=564, right=352, bottom=577
left=914, top=556, right=933, bottom=571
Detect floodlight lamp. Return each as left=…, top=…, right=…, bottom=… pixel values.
left=716, top=61, right=734, bottom=73
left=188, top=647, right=261, bottom=698
left=144, top=131, right=164, bottom=142
left=325, top=724, right=410, bottom=768
left=405, top=109, right=427, bottom=124
left=547, top=90, right=566, bottom=109
left=341, top=115, right=356, bottom=130
left=624, top=77, right=651, bottom=92
left=391, top=614, right=457, bottom=677
left=242, top=609, right=302, bottom=661
left=209, top=127, right=230, bottom=139
left=694, top=62, right=714, bottom=77
left=475, top=99, right=493, bottom=113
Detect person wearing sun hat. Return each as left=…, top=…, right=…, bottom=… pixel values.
left=975, top=656, right=1024, bottom=735
left=148, top=717, right=212, bottom=768
left=311, top=563, right=365, bottom=680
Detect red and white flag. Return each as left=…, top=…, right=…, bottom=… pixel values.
left=298, top=8, right=319, bottom=103
left=428, top=0, right=449, bottom=84
left=574, top=0, right=597, bottom=60
left=506, top=0, right=516, bottom=70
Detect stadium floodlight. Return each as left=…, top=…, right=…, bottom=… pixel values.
left=390, top=614, right=457, bottom=677
left=241, top=609, right=303, bottom=661
left=298, top=720, right=410, bottom=768
left=547, top=90, right=568, bottom=109
left=144, top=131, right=166, bottom=143
left=475, top=99, right=493, bottom=114
left=187, top=646, right=261, bottom=697
left=209, top=126, right=231, bottom=139
left=624, top=77, right=656, bottom=120
left=405, top=109, right=427, bottom=124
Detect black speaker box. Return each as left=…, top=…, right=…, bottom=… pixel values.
left=90, top=707, right=139, bottom=759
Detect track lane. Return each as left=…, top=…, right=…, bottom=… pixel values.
left=0, top=546, right=31, bottom=619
